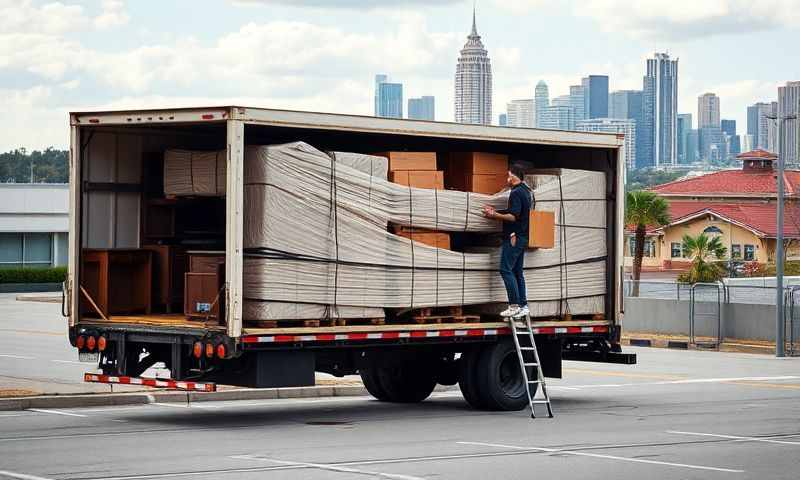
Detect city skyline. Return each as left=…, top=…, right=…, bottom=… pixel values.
left=2, top=0, right=798, bottom=152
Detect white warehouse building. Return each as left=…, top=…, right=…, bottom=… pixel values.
left=577, top=118, right=637, bottom=170
left=0, top=183, right=69, bottom=268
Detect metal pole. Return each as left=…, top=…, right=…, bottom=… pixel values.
left=776, top=115, right=786, bottom=357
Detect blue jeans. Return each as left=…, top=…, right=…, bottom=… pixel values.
left=500, top=236, right=528, bottom=306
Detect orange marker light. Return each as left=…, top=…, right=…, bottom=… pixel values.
left=86, top=336, right=96, bottom=351
left=205, top=343, right=214, bottom=358
left=76, top=335, right=86, bottom=349
left=216, top=344, right=226, bottom=359
left=193, top=342, right=203, bottom=359
left=97, top=336, right=107, bottom=351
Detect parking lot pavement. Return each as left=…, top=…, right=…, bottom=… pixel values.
left=1, top=346, right=799, bottom=480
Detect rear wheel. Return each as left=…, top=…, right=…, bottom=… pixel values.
left=458, top=347, right=488, bottom=410
left=475, top=340, right=535, bottom=411
left=359, top=368, right=390, bottom=401
left=376, top=361, right=437, bottom=403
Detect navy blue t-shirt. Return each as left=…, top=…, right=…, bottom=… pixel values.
left=499, top=183, right=532, bottom=239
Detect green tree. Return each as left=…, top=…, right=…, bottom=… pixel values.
left=625, top=190, right=671, bottom=296
left=0, top=147, right=68, bottom=183
left=678, top=233, right=727, bottom=283
left=625, top=168, right=684, bottom=191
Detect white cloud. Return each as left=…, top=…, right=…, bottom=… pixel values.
left=230, top=0, right=460, bottom=8
left=94, top=0, right=130, bottom=29
left=0, top=0, right=88, bottom=34
left=575, top=0, right=800, bottom=40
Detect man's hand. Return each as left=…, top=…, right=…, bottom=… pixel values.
left=482, top=205, right=496, bottom=218
left=510, top=233, right=517, bottom=247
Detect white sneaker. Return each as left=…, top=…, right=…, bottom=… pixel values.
left=500, top=305, right=520, bottom=317
left=514, top=305, right=530, bottom=318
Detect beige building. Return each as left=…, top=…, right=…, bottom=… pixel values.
left=626, top=150, right=800, bottom=271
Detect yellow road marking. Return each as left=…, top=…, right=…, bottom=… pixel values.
left=726, top=381, right=800, bottom=390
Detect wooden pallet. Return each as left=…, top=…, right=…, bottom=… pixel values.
left=409, top=306, right=479, bottom=324
left=244, top=317, right=385, bottom=329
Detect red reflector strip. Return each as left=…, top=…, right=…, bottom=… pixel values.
left=239, top=325, right=607, bottom=345
left=201, top=114, right=214, bottom=120
left=84, top=373, right=216, bottom=392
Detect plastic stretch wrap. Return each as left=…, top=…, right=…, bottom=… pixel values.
left=240, top=142, right=607, bottom=320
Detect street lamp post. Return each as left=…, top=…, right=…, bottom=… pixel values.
left=768, top=112, right=797, bottom=357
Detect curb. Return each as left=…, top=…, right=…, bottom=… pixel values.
left=622, top=336, right=774, bottom=354
left=0, top=384, right=369, bottom=412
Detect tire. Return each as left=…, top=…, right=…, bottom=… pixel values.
left=458, top=347, right=488, bottom=410
left=360, top=368, right=390, bottom=401
left=376, top=361, right=437, bottom=403
left=475, top=340, right=536, bottom=411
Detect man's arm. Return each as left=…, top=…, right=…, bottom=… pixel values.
left=485, top=190, right=522, bottom=223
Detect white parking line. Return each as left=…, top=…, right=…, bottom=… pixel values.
left=0, top=354, right=36, bottom=360
left=0, top=469, right=54, bottom=480
left=50, top=359, right=84, bottom=365
left=552, top=375, right=800, bottom=390
left=458, top=441, right=744, bottom=473
left=28, top=408, right=87, bottom=418
left=232, top=454, right=425, bottom=480
left=668, top=430, right=800, bottom=446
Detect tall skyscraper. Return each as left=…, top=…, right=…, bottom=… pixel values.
left=741, top=134, right=754, bottom=153
left=454, top=8, right=492, bottom=125
left=778, top=81, right=800, bottom=166
left=642, top=52, right=679, bottom=169
left=686, top=129, right=699, bottom=163
left=697, top=93, right=720, bottom=128
left=582, top=75, right=609, bottom=119
left=408, top=96, right=435, bottom=121
left=506, top=99, right=535, bottom=127
left=677, top=113, right=692, bottom=164
left=538, top=106, right=575, bottom=131
left=748, top=101, right=778, bottom=151
left=576, top=118, right=636, bottom=170
left=374, top=74, right=388, bottom=115
left=534, top=80, right=549, bottom=127
left=609, top=90, right=644, bottom=167
left=569, top=85, right=585, bottom=122
left=374, top=75, right=403, bottom=118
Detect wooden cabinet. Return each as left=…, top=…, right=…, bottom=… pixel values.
left=81, top=249, right=152, bottom=318
left=185, top=251, right=225, bottom=321
left=142, top=245, right=187, bottom=313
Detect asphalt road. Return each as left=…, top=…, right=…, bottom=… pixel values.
left=2, top=347, right=800, bottom=479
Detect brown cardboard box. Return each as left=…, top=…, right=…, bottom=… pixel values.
left=528, top=210, right=555, bottom=249
left=374, top=151, right=437, bottom=172
left=396, top=230, right=451, bottom=250
left=445, top=173, right=507, bottom=194
left=389, top=170, right=444, bottom=189
left=447, top=152, right=509, bottom=175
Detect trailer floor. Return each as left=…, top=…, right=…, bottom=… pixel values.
left=2, top=347, right=799, bottom=479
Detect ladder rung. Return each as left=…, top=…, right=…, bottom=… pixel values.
left=530, top=400, right=551, bottom=404
left=519, top=347, right=536, bottom=351
left=528, top=380, right=541, bottom=384
left=523, top=362, right=538, bottom=366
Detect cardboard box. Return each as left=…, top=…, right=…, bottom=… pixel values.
left=528, top=210, right=555, bottom=249
left=396, top=230, right=451, bottom=250
left=374, top=151, right=437, bottom=172
left=447, top=152, right=509, bottom=175
left=445, top=173, right=507, bottom=194
left=389, top=170, right=444, bottom=190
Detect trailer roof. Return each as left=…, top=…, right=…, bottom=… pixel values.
left=70, top=105, right=624, bottom=149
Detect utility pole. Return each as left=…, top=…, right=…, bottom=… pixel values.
left=768, top=112, right=797, bottom=357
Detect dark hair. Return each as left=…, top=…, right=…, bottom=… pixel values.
left=509, top=163, right=526, bottom=180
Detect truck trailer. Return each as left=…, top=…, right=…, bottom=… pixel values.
left=65, top=106, right=634, bottom=411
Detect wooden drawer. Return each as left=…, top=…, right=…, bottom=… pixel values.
left=189, top=253, right=225, bottom=273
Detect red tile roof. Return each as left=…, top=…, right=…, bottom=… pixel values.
left=630, top=201, right=800, bottom=238
left=649, top=169, right=800, bottom=196
left=737, top=149, right=777, bottom=159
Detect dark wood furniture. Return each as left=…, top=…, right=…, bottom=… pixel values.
left=184, top=251, right=225, bottom=321
left=142, top=245, right=187, bottom=313
left=81, top=249, right=152, bottom=318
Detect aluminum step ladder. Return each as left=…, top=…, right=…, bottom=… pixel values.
left=509, top=315, right=553, bottom=419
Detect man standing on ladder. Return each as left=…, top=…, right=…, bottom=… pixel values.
left=482, top=164, right=532, bottom=318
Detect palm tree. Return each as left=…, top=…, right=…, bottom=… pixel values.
left=625, top=191, right=670, bottom=296
left=680, top=233, right=728, bottom=283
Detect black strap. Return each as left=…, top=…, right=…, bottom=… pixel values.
left=329, top=156, right=340, bottom=314
left=434, top=187, right=439, bottom=306
left=189, top=152, right=194, bottom=194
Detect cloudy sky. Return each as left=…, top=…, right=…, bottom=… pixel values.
left=1, top=0, right=799, bottom=152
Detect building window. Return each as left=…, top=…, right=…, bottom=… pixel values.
left=629, top=237, right=655, bottom=257
left=744, top=244, right=755, bottom=261
left=671, top=242, right=682, bottom=258
left=731, top=244, right=742, bottom=259
left=0, top=232, right=53, bottom=268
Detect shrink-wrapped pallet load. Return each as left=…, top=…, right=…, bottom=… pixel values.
left=241, top=141, right=608, bottom=322
left=163, top=150, right=227, bottom=197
